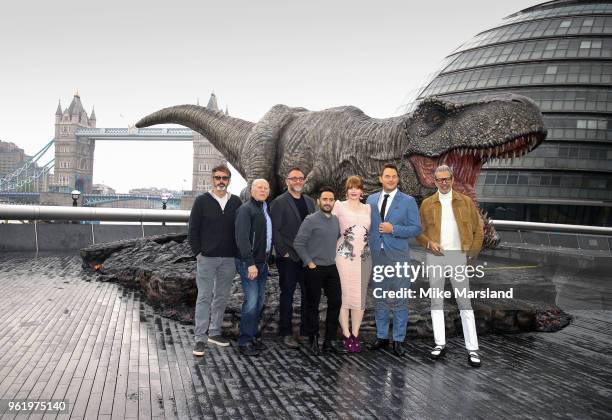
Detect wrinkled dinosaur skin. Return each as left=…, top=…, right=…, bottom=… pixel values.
left=136, top=93, right=547, bottom=248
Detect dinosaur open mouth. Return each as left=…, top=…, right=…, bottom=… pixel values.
left=409, top=132, right=545, bottom=203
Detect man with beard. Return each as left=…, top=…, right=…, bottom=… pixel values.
left=293, top=186, right=346, bottom=355
left=189, top=165, right=243, bottom=357
left=270, top=167, right=316, bottom=348
left=367, top=163, right=421, bottom=357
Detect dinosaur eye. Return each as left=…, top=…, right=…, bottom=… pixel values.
left=427, top=108, right=447, bottom=127
left=406, top=101, right=450, bottom=138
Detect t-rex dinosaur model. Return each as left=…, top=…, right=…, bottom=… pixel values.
left=136, top=93, right=547, bottom=247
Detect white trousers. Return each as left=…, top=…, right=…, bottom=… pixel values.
left=426, top=252, right=479, bottom=351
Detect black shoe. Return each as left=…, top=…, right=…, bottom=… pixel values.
left=252, top=337, right=267, bottom=351
left=323, top=339, right=348, bottom=354
left=430, top=345, right=446, bottom=360
left=393, top=341, right=406, bottom=357
left=369, top=338, right=390, bottom=351
left=208, top=335, right=230, bottom=347
left=282, top=335, right=299, bottom=349
left=239, top=343, right=260, bottom=357
left=468, top=351, right=482, bottom=367
left=192, top=341, right=206, bottom=357
left=309, top=335, right=320, bottom=356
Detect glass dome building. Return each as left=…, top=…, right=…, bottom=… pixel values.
left=415, top=0, right=612, bottom=226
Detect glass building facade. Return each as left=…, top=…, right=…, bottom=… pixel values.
left=415, top=0, right=612, bottom=226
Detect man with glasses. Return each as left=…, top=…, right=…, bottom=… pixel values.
left=270, top=167, right=316, bottom=348
left=417, top=164, right=484, bottom=367
left=189, top=165, right=242, bottom=357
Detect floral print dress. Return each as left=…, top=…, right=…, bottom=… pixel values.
left=333, top=201, right=372, bottom=310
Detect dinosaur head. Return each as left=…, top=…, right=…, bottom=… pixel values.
left=405, top=94, right=546, bottom=201
left=404, top=93, right=547, bottom=247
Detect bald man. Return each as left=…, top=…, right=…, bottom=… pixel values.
left=234, top=179, right=273, bottom=356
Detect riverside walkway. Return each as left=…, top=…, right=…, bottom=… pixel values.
left=0, top=253, right=610, bottom=419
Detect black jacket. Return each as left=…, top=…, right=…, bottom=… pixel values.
left=270, top=191, right=316, bottom=262
left=235, top=198, right=271, bottom=265
left=188, top=192, right=242, bottom=257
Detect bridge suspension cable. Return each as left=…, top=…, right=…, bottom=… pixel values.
left=0, top=139, right=55, bottom=192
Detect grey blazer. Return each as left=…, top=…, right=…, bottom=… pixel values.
left=270, top=191, right=316, bottom=262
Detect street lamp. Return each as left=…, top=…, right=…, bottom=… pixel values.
left=161, top=194, right=170, bottom=226
left=71, top=190, right=81, bottom=207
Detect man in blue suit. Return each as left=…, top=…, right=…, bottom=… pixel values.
left=367, top=163, right=421, bottom=356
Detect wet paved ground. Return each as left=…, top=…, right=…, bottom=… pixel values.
left=0, top=254, right=610, bottom=419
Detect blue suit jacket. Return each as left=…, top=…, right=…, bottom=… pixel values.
left=367, top=190, right=422, bottom=261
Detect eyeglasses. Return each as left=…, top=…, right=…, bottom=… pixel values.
left=287, top=177, right=305, bottom=182
left=435, top=177, right=452, bottom=183
left=213, top=176, right=230, bottom=181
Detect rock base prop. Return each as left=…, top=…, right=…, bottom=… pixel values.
left=81, top=234, right=571, bottom=339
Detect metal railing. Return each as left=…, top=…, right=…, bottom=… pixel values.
left=0, top=204, right=189, bottom=222
left=491, top=219, right=612, bottom=236
left=0, top=205, right=189, bottom=257
left=0, top=204, right=610, bottom=232
left=1, top=205, right=610, bottom=255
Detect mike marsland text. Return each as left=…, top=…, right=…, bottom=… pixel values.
left=372, top=287, right=514, bottom=299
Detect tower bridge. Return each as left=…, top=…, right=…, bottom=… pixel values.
left=0, top=92, right=227, bottom=198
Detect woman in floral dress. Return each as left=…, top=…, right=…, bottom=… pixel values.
left=332, top=176, right=372, bottom=352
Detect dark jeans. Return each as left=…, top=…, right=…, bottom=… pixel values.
left=303, top=264, right=341, bottom=341
left=276, top=257, right=306, bottom=336
left=236, top=260, right=268, bottom=346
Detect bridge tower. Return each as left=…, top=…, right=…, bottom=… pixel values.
left=52, top=92, right=96, bottom=193
left=191, top=93, right=227, bottom=194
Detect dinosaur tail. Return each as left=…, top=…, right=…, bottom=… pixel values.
left=135, top=105, right=254, bottom=175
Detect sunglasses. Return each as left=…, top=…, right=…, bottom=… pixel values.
left=213, top=176, right=230, bottom=181
left=435, top=177, right=452, bottom=183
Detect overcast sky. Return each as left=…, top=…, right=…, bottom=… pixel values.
left=0, top=0, right=541, bottom=194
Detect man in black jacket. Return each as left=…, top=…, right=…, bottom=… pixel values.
left=270, top=168, right=316, bottom=348
left=189, top=165, right=242, bottom=357
left=235, top=178, right=272, bottom=356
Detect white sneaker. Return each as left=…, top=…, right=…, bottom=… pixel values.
left=430, top=345, right=446, bottom=359
left=468, top=351, right=481, bottom=367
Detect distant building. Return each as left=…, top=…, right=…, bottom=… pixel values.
left=51, top=92, right=96, bottom=194
left=0, top=141, right=26, bottom=177
left=47, top=91, right=227, bottom=197
left=192, top=93, right=228, bottom=194
left=128, top=187, right=180, bottom=197
left=415, top=0, right=612, bottom=226
left=0, top=140, right=49, bottom=192
left=91, top=183, right=116, bottom=195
